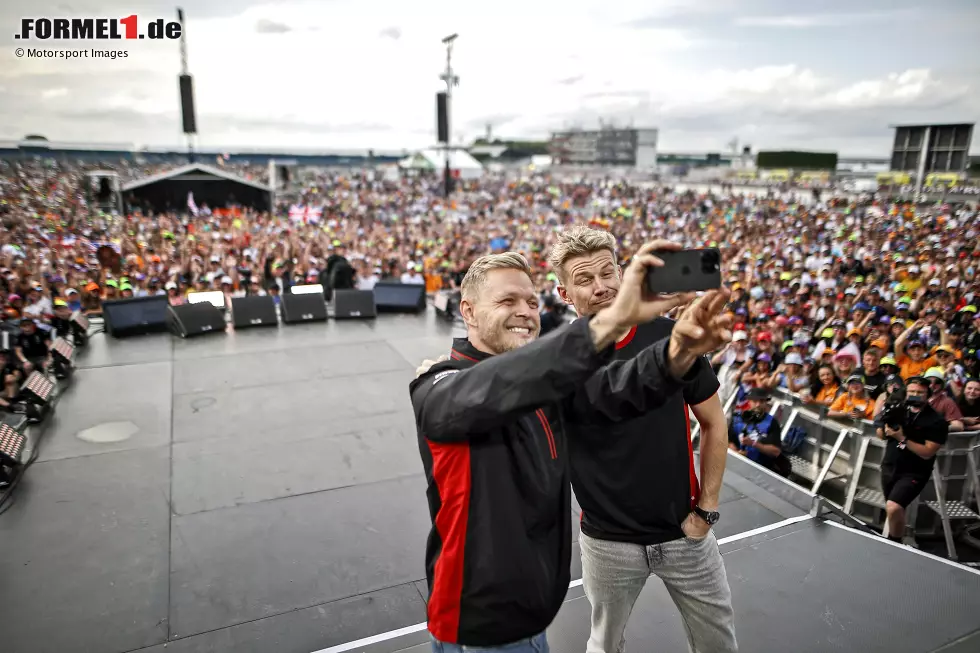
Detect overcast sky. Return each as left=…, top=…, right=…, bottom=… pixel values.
left=2, top=0, right=979, bottom=156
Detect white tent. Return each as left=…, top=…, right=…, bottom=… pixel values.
left=398, top=148, right=484, bottom=180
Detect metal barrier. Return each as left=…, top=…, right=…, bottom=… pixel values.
left=702, top=383, right=980, bottom=553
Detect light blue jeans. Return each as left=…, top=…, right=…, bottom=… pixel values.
left=430, top=631, right=549, bottom=653
left=580, top=530, right=738, bottom=653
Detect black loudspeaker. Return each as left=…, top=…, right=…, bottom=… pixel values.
left=281, top=293, right=327, bottom=324
left=231, top=295, right=278, bottom=329
left=97, top=177, right=112, bottom=201
left=373, top=282, right=426, bottom=314
left=168, top=303, right=225, bottom=338
left=436, top=92, right=448, bottom=143
left=102, top=295, right=170, bottom=338
left=334, top=290, right=376, bottom=319
left=179, top=74, right=197, bottom=134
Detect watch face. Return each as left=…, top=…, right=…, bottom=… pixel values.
left=698, top=508, right=720, bottom=525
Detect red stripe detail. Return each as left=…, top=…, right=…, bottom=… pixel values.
left=536, top=409, right=557, bottom=459
left=451, top=349, right=479, bottom=363
left=426, top=440, right=472, bottom=643
left=684, top=405, right=701, bottom=509
left=615, top=325, right=638, bottom=350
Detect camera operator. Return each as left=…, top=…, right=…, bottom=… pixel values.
left=729, top=388, right=791, bottom=476
left=873, top=375, right=906, bottom=418
left=876, top=376, right=948, bottom=544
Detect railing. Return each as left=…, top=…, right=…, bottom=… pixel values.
left=700, top=379, right=980, bottom=559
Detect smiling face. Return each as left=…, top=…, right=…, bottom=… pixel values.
left=460, top=267, right=540, bottom=355
left=557, top=249, right=621, bottom=317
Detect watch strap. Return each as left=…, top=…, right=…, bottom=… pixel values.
left=694, top=505, right=719, bottom=524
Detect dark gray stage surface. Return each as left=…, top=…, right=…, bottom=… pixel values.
left=1, top=311, right=978, bottom=653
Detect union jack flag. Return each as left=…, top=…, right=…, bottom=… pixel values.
left=288, top=204, right=323, bottom=224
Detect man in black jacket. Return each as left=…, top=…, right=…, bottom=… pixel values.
left=877, top=376, right=948, bottom=543
left=549, top=227, right=737, bottom=653
left=410, top=242, right=732, bottom=652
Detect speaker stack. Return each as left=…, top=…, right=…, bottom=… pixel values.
left=281, top=293, right=327, bottom=324
left=333, top=290, right=377, bottom=319
left=372, top=282, right=427, bottom=314
left=102, top=296, right=171, bottom=338
left=231, top=295, right=278, bottom=329
left=168, top=303, right=225, bottom=338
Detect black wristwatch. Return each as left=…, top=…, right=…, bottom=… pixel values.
left=693, top=505, right=720, bottom=525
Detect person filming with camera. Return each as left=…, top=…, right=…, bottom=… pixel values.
left=875, top=376, right=948, bottom=544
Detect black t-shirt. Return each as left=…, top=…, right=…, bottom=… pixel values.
left=539, top=311, right=563, bottom=337
left=882, top=403, right=948, bottom=476
left=957, top=398, right=980, bottom=419
left=50, top=316, right=72, bottom=338
left=17, top=329, right=50, bottom=359
left=856, top=367, right=887, bottom=399
left=1, top=362, right=18, bottom=380
left=566, top=317, right=719, bottom=545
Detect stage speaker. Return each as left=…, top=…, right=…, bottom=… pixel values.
left=373, top=282, right=426, bottom=314
left=97, top=177, right=113, bottom=202
left=436, top=92, right=448, bottom=143
left=281, top=293, right=327, bottom=324
left=333, top=290, right=376, bottom=319
left=179, top=74, right=197, bottom=134
left=231, top=295, right=278, bottom=329
left=102, top=295, right=170, bottom=338
left=168, top=303, right=225, bottom=338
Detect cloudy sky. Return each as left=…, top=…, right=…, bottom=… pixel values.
left=2, top=0, right=979, bottom=156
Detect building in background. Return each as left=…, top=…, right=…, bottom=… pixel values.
left=549, top=127, right=658, bottom=168
left=890, top=123, right=974, bottom=192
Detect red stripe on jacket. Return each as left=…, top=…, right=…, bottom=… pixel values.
left=451, top=349, right=479, bottom=363
left=426, top=440, right=472, bottom=643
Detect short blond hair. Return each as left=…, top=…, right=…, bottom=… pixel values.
left=460, top=252, right=533, bottom=301
left=548, top=227, right=617, bottom=283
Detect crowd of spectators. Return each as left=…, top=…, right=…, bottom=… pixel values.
left=2, top=157, right=979, bottom=433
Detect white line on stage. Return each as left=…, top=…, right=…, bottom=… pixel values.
left=310, top=514, right=814, bottom=653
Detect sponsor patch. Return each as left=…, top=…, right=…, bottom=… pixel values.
left=432, top=369, right=459, bottom=385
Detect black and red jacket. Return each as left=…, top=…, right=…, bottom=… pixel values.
left=409, top=317, right=695, bottom=646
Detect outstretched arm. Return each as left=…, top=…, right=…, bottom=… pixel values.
left=411, top=316, right=624, bottom=442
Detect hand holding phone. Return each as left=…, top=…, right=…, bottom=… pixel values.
left=645, top=248, right=722, bottom=295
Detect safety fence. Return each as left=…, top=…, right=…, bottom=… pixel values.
left=694, top=374, right=980, bottom=561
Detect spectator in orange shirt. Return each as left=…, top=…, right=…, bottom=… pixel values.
left=807, top=364, right=841, bottom=407
left=828, top=375, right=875, bottom=420
left=894, top=320, right=936, bottom=380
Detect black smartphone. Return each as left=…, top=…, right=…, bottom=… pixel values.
left=645, top=248, right=722, bottom=294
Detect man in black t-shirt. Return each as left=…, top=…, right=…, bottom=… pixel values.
left=550, top=228, right=737, bottom=653
left=538, top=295, right=564, bottom=336
left=877, top=377, right=948, bottom=544
left=15, top=318, right=51, bottom=375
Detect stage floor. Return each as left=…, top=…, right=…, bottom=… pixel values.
left=1, top=310, right=979, bottom=653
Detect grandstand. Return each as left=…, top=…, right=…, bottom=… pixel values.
left=0, top=137, right=405, bottom=167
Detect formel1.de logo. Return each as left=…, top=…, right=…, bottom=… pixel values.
left=15, top=16, right=182, bottom=41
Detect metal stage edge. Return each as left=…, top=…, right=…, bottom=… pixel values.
left=318, top=515, right=980, bottom=653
